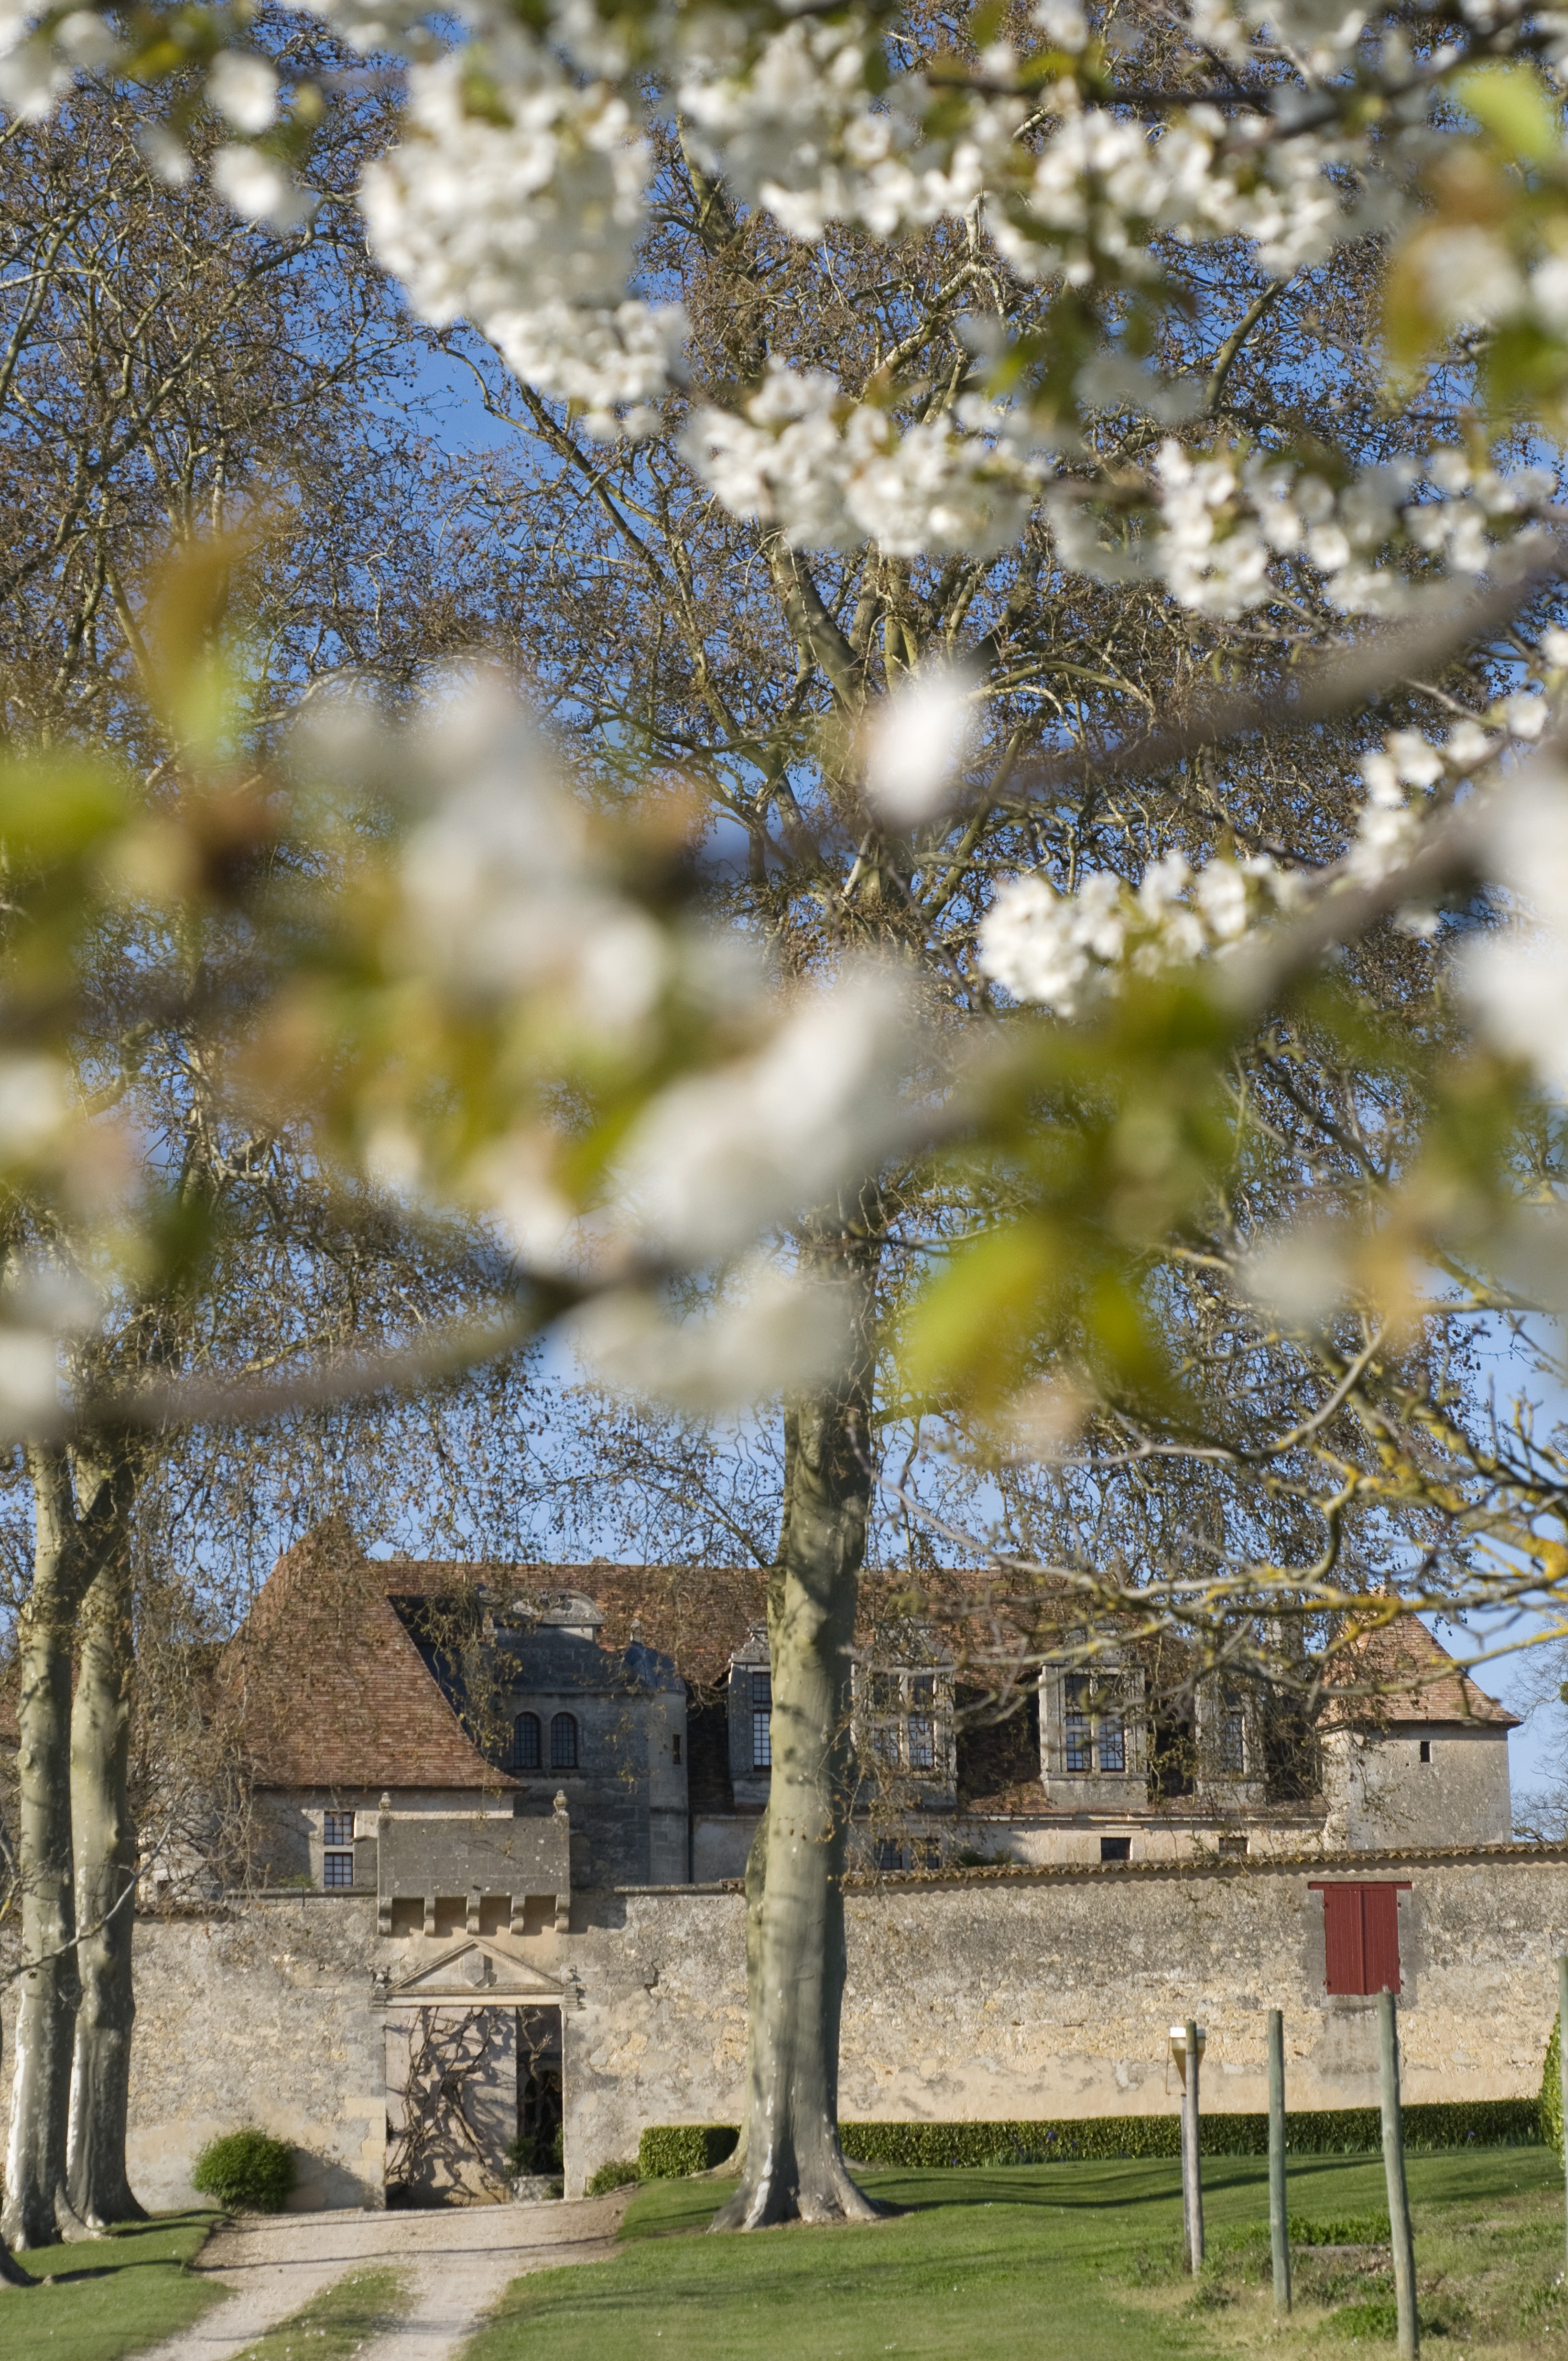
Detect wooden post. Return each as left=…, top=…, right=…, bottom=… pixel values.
left=1379, top=1988, right=1419, bottom=2361
left=1549, top=1945, right=1558, bottom=2276
left=1267, top=2007, right=1291, bottom=2314
left=1183, top=2017, right=1204, bottom=2275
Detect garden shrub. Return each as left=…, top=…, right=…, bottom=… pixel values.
left=840, top=2100, right=1539, bottom=2165
left=586, top=2158, right=641, bottom=2194
left=638, top=2124, right=739, bottom=2178
left=637, top=2099, right=1540, bottom=2178
left=191, top=2126, right=296, bottom=2212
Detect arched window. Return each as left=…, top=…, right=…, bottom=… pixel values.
left=551, top=1712, right=579, bottom=1771
left=513, top=1712, right=541, bottom=1772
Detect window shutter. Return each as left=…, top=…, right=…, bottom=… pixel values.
left=1311, top=1881, right=1408, bottom=1995
left=1321, top=1885, right=1365, bottom=1994
left=1362, top=1885, right=1402, bottom=1994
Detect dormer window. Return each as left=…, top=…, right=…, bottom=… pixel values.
left=1063, top=1674, right=1125, bottom=1774
left=1042, top=1649, right=1145, bottom=1799
left=853, top=1652, right=955, bottom=1797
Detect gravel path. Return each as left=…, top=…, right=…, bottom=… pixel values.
left=135, top=2193, right=631, bottom=2361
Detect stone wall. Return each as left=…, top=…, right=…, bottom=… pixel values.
left=3, top=1897, right=388, bottom=2213
left=1325, top=1727, right=1513, bottom=1849
left=563, top=1848, right=1568, bottom=2189
left=6, top=1845, right=1562, bottom=2211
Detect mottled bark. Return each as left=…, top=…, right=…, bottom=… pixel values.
left=711, top=1230, right=884, bottom=2231
left=0, top=1976, right=35, bottom=2282
left=3, top=1445, right=130, bottom=2250
left=67, top=1516, right=144, bottom=2227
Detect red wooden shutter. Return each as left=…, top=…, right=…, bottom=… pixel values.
left=1362, top=1885, right=1402, bottom=1995
left=1321, top=1885, right=1365, bottom=1993
left=1310, top=1881, right=1409, bottom=1994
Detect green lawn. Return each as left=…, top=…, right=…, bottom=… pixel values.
left=462, top=2148, right=1567, bottom=2361
left=0, top=2210, right=221, bottom=2361
left=225, top=2265, right=408, bottom=2361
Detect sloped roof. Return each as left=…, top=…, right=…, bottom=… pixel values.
left=220, top=1521, right=513, bottom=1791
left=1336, top=1617, right=1518, bottom=1729
left=473, top=1560, right=769, bottom=1695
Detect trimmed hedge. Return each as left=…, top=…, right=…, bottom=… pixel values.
left=638, top=2124, right=739, bottom=2178
left=1542, top=2012, right=1563, bottom=2162
left=638, top=2100, right=1541, bottom=2179
left=190, top=2126, right=296, bottom=2212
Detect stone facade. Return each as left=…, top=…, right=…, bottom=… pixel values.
left=8, top=1841, right=1560, bottom=2213
left=494, top=1597, right=688, bottom=1889
left=217, top=1538, right=1522, bottom=1901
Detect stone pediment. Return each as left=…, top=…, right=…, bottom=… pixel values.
left=382, top=1938, right=567, bottom=2005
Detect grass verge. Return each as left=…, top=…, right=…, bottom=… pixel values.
left=226, top=2265, right=409, bottom=2361
left=0, top=2209, right=219, bottom=2361
left=461, top=2148, right=1566, bottom=2361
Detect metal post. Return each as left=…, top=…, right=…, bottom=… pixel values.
left=1183, top=2016, right=1204, bottom=2275
left=1557, top=1955, right=1568, bottom=2286
left=1379, top=1988, right=1419, bottom=2361
left=1267, top=2007, right=1291, bottom=2314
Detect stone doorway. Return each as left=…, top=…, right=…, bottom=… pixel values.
left=385, top=2003, right=565, bottom=2205
left=385, top=2005, right=516, bottom=2205
left=381, top=1938, right=570, bottom=2206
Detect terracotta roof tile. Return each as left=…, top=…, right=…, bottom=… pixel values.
left=219, top=1521, right=514, bottom=1792
left=449, top=1560, right=769, bottom=1695
left=1336, top=1617, right=1518, bottom=1729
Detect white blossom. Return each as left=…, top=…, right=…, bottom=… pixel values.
left=569, top=1263, right=854, bottom=1410
left=978, top=872, right=1127, bottom=1015
left=55, top=10, right=120, bottom=67
left=1447, top=719, right=1496, bottom=768
left=684, top=363, right=1041, bottom=555
left=678, top=18, right=993, bottom=243
left=360, top=48, right=675, bottom=423
left=0, top=1329, right=59, bottom=1422
left=0, top=0, right=36, bottom=56
left=1035, top=0, right=1090, bottom=51
left=1053, top=440, right=1549, bottom=619
left=977, top=736, right=1477, bottom=1011
left=0, top=1054, right=69, bottom=1160
left=1502, top=690, right=1549, bottom=741
left=207, top=52, right=280, bottom=135
left=1463, top=766, right=1568, bottom=1097
left=137, top=123, right=192, bottom=186
left=615, top=969, right=915, bottom=1259
left=211, top=145, right=315, bottom=231
left=0, top=34, right=68, bottom=117
left=394, top=676, right=666, bottom=1032
left=362, top=50, right=645, bottom=315
left=864, top=668, right=973, bottom=824
left=484, top=297, right=684, bottom=428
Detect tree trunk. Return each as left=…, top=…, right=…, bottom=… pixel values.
left=3, top=1445, right=130, bottom=2250
left=711, top=1225, right=884, bottom=2231
left=67, top=1516, right=145, bottom=2226
left=0, top=1925, right=36, bottom=2282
